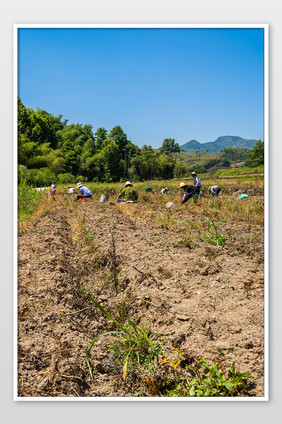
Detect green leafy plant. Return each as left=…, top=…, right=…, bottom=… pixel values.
left=193, top=193, right=200, bottom=204
left=84, top=231, right=95, bottom=244
left=18, top=179, right=42, bottom=222
left=212, top=346, right=234, bottom=356
left=203, top=215, right=228, bottom=246
left=86, top=294, right=163, bottom=381
left=166, top=357, right=252, bottom=397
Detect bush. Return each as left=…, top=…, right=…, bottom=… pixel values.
left=18, top=179, right=42, bottom=222
left=57, top=172, right=75, bottom=184
left=27, top=167, right=55, bottom=187
left=18, top=165, right=31, bottom=183
left=215, top=166, right=264, bottom=177
left=75, top=175, right=88, bottom=183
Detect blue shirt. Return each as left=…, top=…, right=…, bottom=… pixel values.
left=193, top=176, right=201, bottom=187
left=79, top=186, right=92, bottom=196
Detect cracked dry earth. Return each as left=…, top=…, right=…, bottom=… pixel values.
left=17, top=199, right=265, bottom=398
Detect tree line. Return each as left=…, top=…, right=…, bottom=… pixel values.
left=18, top=98, right=188, bottom=186
left=18, top=98, right=264, bottom=186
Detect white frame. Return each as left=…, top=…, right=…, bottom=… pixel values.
left=13, top=23, right=269, bottom=401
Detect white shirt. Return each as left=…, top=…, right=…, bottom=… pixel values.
left=210, top=185, right=219, bottom=193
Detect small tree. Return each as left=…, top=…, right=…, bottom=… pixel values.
left=57, top=173, right=75, bottom=184
left=33, top=168, right=56, bottom=187
left=18, top=164, right=31, bottom=183
left=245, top=140, right=264, bottom=167
left=160, top=138, right=180, bottom=155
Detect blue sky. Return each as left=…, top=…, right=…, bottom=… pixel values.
left=18, top=27, right=264, bottom=148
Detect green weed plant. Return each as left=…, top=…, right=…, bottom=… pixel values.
left=86, top=294, right=163, bottom=381
left=18, top=179, right=42, bottom=222
left=166, top=357, right=252, bottom=397
left=203, top=215, right=228, bottom=246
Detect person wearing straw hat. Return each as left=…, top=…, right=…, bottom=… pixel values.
left=191, top=171, right=201, bottom=190
left=68, top=186, right=76, bottom=195
left=179, top=181, right=199, bottom=204
left=75, top=182, right=92, bottom=201
left=117, top=181, right=138, bottom=203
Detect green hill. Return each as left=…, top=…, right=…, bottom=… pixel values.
left=180, top=136, right=258, bottom=153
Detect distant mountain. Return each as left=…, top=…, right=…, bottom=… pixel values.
left=180, top=136, right=258, bottom=153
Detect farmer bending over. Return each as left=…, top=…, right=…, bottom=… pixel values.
left=160, top=187, right=168, bottom=194
left=116, top=181, right=138, bottom=203
left=209, top=185, right=221, bottom=197
left=76, top=183, right=92, bottom=200
left=179, top=182, right=200, bottom=204
left=68, top=186, right=76, bottom=195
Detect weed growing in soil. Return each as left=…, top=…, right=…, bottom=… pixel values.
left=86, top=295, right=252, bottom=397
left=18, top=180, right=42, bottom=222
left=203, top=215, right=228, bottom=246
left=86, top=294, right=163, bottom=381
left=172, top=238, right=199, bottom=249
left=84, top=231, right=95, bottom=244
left=165, top=357, right=252, bottom=397
left=212, top=346, right=234, bottom=356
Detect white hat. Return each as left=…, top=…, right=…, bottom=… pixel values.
left=76, top=183, right=83, bottom=188
left=125, top=181, right=132, bottom=187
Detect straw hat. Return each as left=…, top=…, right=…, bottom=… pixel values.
left=191, top=172, right=197, bottom=176
left=179, top=182, right=187, bottom=189
left=125, top=181, right=133, bottom=187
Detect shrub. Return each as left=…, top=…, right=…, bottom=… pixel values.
left=165, top=357, right=252, bottom=397
left=18, top=164, right=31, bottom=183
left=57, top=172, right=75, bottom=184
left=86, top=295, right=163, bottom=381
left=18, top=179, right=42, bottom=222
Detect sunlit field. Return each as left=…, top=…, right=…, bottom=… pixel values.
left=17, top=174, right=265, bottom=397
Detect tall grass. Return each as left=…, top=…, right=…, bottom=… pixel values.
left=18, top=179, right=42, bottom=223
left=86, top=294, right=163, bottom=381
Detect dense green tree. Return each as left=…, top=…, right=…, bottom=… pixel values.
left=99, top=139, right=121, bottom=181
left=109, top=126, right=128, bottom=158
left=94, top=127, right=108, bottom=151
left=18, top=164, right=31, bottom=183
left=157, top=154, right=175, bottom=179
left=245, top=140, right=264, bottom=167
left=18, top=135, right=37, bottom=165
left=160, top=138, right=180, bottom=155
left=131, top=145, right=158, bottom=180
left=33, top=168, right=55, bottom=186
left=35, top=108, right=66, bottom=148
left=18, top=98, right=32, bottom=137
left=221, top=147, right=249, bottom=167
left=57, top=173, right=75, bottom=184
left=173, top=161, right=187, bottom=178
left=19, top=98, right=234, bottom=184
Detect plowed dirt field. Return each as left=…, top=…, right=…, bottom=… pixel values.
left=17, top=194, right=265, bottom=398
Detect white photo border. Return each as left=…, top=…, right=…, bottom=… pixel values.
left=13, top=23, right=269, bottom=402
